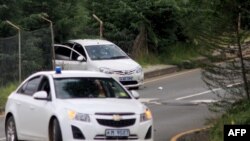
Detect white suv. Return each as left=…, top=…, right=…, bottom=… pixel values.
left=54, top=39, right=144, bottom=89
left=5, top=69, right=153, bottom=141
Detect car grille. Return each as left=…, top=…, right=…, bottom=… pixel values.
left=94, top=134, right=138, bottom=140
left=96, top=119, right=136, bottom=127
left=95, top=113, right=135, bottom=116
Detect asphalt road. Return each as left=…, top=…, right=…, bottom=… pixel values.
left=0, top=115, right=4, bottom=141
left=0, top=69, right=218, bottom=141
left=138, top=69, right=217, bottom=141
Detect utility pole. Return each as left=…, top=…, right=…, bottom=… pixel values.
left=6, top=20, right=21, bottom=83
left=93, top=14, right=103, bottom=39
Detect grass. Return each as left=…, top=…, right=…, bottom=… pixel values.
left=209, top=100, right=250, bottom=141
left=136, top=42, right=202, bottom=68
left=0, top=83, right=17, bottom=113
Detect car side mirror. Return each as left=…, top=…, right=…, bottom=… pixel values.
left=77, top=56, right=86, bottom=62
left=130, top=90, right=140, bottom=99
left=33, top=91, right=50, bottom=101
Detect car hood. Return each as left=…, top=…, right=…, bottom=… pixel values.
left=91, top=59, right=140, bottom=70
left=58, top=98, right=144, bottom=115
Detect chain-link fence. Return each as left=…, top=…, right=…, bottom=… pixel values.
left=0, top=27, right=53, bottom=111
left=0, top=27, right=53, bottom=88
left=0, top=35, right=19, bottom=87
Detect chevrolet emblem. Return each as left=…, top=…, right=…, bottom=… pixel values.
left=113, top=114, right=121, bottom=121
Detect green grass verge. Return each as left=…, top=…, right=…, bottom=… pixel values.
left=209, top=100, right=250, bottom=141
left=136, top=42, right=202, bottom=68
left=0, top=83, right=18, bottom=113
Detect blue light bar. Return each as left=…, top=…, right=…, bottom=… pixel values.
left=55, top=66, right=61, bottom=74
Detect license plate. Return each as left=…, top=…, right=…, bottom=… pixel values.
left=119, top=76, right=133, bottom=81
left=105, top=129, right=130, bottom=137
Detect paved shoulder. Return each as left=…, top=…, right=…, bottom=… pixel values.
left=0, top=116, right=5, bottom=140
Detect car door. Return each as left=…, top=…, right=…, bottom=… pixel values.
left=28, top=76, right=54, bottom=140
left=54, top=44, right=87, bottom=70
left=15, top=75, right=54, bottom=140
left=15, top=75, right=43, bottom=140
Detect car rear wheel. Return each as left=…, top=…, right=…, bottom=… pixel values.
left=5, top=116, right=18, bottom=141
left=50, top=119, right=62, bottom=141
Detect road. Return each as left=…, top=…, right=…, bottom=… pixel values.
left=0, top=69, right=217, bottom=141
left=138, top=69, right=217, bottom=141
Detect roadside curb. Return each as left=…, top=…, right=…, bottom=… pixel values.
left=144, top=65, right=179, bottom=79
left=170, top=126, right=211, bottom=141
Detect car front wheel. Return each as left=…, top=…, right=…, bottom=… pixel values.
left=50, top=119, right=62, bottom=141
left=5, top=116, right=18, bottom=141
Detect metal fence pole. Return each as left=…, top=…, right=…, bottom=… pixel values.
left=40, top=16, right=55, bottom=70
left=6, top=20, right=21, bottom=83
left=93, top=14, right=103, bottom=39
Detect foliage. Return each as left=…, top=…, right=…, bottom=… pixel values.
left=0, top=0, right=87, bottom=42
left=209, top=100, right=250, bottom=141
left=0, top=83, right=17, bottom=112
left=177, top=0, right=250, bottom=111
left=84, top=0, right=187, bottom=58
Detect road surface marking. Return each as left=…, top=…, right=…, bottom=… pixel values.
left=175, top=88, right=221, bottom=101
left=175, top=82, right=241, bottom=101
left=145, top=69, right=200, bottom=84
left=190, top=99, right=218, bottom=104
left=226, top=82, right=241, bottom=87
left=139, top=98, right=159, bottom=103
left=0, top=138, right=5, bottom=141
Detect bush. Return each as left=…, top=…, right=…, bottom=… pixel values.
left=209, top=100, right=250, bottom=141
left=0, top=83, right=17, bottom=113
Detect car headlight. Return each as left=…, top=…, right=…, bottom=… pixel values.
left=68, top=110, right=90, bottom=122
left=99, top=67, right=113, bottom=74
left=135, top=66, right=143, bottom=73
left=140, top=108, right=152, bottom=122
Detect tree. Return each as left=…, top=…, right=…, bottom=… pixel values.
left=186, top=0, right=250, bottom=111
left=85, top=0, right=184, bottom=58
left=0, top=0, right=88, bottom=42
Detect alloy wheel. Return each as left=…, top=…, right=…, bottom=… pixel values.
left=6, top=117, right=17, bottom=141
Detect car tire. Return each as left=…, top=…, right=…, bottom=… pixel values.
left=50, top=119, right=62, bottom=141
left=5, top=116, right=18, bottom=141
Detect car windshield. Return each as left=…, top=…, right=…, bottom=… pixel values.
left=54, top=77, right=131, bottom=99
left=85, top=44, right=129, bottom=60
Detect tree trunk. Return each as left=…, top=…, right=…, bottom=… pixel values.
left=132, top=24, right=148, bottom=59
left=236, top=7, right=250, bottom=99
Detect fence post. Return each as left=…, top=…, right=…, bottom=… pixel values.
left=40, top=16, right=55, bottom=70
left=93, top=14, right=103, bottom=39
left=6, top=20, right=21, bottom=83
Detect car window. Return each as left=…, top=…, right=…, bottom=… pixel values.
left=55, top=46, right=72, bottom=60
left=38, top=76, right=51, bottom=96
left=63, top=42, right=74, bottom=48
left=17, top=76, right=42, bottom=96
left=73, top=44, right=87, bottom=60
left=54, top=77, right=131, bottom=99
left=85, top=44, right=128, bottom=60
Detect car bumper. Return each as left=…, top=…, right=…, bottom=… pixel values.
left=60, top=114, right=153, bottom=141
left=111, top=73, right=144, bottom=88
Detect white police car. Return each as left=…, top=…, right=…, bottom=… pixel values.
left=5, top=67, right=153, bottom=141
